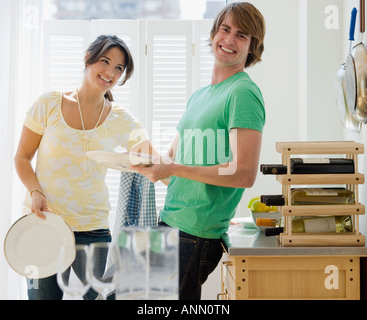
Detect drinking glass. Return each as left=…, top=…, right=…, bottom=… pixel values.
left=148, top=227, right=179, bottom=299
left=87, top=242, right=121, bottom=300
left=116, top=227, right=150, bottom=299
left=116, top=226, right=179, bottom=300
left=57, top=244, right=90, bottom=300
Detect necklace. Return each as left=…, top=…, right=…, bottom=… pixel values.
left=76, top=88, right=106, bottom=155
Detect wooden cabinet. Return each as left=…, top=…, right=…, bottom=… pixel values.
left=221, top=251, right=361, bottom=300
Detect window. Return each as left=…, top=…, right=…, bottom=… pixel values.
left=42, top=19, right=214, bottom=217
left=43, top=0, right=226, bottom=20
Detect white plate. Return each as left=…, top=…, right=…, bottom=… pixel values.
left=4, top=212, right=75, bottom=279
left=86, top=151, right=153, bottom=172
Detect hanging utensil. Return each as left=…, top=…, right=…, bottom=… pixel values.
left=345, top=0, right=367, bottom=123
left=335, top=7, right=360, bottom=132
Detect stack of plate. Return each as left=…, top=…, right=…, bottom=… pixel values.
left=86, top=151, right=153, bottom=172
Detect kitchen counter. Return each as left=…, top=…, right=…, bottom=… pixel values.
left=223, top=224, right=367, bottom=256
left=219, top=219, right=367, bottom=300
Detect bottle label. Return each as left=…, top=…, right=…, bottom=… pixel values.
left=305, top=190, right=338, bottom=196
left=304, top=217, right=336, bottom=233
left=302, top=158, right=330, bottom=164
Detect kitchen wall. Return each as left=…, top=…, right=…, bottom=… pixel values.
left=0, top=0, right=13, bottom=300
left=248, top=0, right=367, bottom=242
left=235, top=0, right=345, bottom=215
left=343, top=0, right=367, bottom=238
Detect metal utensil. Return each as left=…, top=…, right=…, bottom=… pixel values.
left=345, top=0, right=367, bottom=123
left=335, top=7, right=360, bottom=132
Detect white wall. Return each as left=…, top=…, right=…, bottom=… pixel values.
left=244, top=0, right=301, bottom=206
left=234, top=0, right=344, bottom=215
left=0, top=0, right=12, bottom=301
left=342, top=0, right=367, bottom=238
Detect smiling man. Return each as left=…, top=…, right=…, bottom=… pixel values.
left=134, top=2, right=266, bottom=300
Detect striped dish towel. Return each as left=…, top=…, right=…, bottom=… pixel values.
left=105, top=171, right=157, bottom=290
left=113, top=171, right=157, bottom=229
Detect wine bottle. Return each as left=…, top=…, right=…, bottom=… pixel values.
left=291, top=215, right=352, bottom=233
left=260, top=158, right=354, bottom=175
left=291, top=158, right=354, bottom=174
left=291, top=188, right=355, bottom=205
left=265, top=227, right=284, bottom=236
left=261, top=188, right=354, bottom=206
left=261, top=194, right=285, bottom=206
left=257, top=218, right=285, bottom=237
left=260, top=164, right=287, bottom=175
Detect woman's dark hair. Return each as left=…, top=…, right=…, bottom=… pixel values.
left=85, top=35, right=134, bottom=101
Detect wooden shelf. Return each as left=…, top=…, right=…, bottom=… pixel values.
left=279, top=203, right=365, bottom=216
left=270, top=141, right=366, bottom=247
left=280, top=232, right=365, bottom=247
left=276, top=141, right=364, bottom=155
left=276, top=173, right=365, bottom=185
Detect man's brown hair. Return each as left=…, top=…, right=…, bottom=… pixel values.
left=210, top=2, right=266, bottom=68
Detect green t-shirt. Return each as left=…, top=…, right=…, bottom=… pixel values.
left=160, top=72, right=265, bottom=239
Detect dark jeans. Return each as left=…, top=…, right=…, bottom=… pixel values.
left=159, top=222, right=224, bottom=300
left=27, top=229, right=112, bottom=300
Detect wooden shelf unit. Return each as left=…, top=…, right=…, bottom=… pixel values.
left=274, top=141, right=366, bottom=247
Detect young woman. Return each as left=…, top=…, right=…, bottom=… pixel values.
left=14, top=35, right=150, bottom=300
left=134, top=2, right=266, bottom=300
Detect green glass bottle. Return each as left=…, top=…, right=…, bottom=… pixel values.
left=291, top=188, right=355, bottom=205
left=291, top=216, right=352, bottom=233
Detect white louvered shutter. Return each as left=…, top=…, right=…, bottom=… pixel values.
left=43, top=20, right=90, bottom=92
left=145, top=20, right=193, bottom=210
left=193, top=20, right=214, bottom=89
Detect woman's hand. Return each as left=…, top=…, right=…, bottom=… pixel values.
left=30, top=191, right=50, bottom=220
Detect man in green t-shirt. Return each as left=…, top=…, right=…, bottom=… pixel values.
left=134, top=2, right=266, bottom=300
